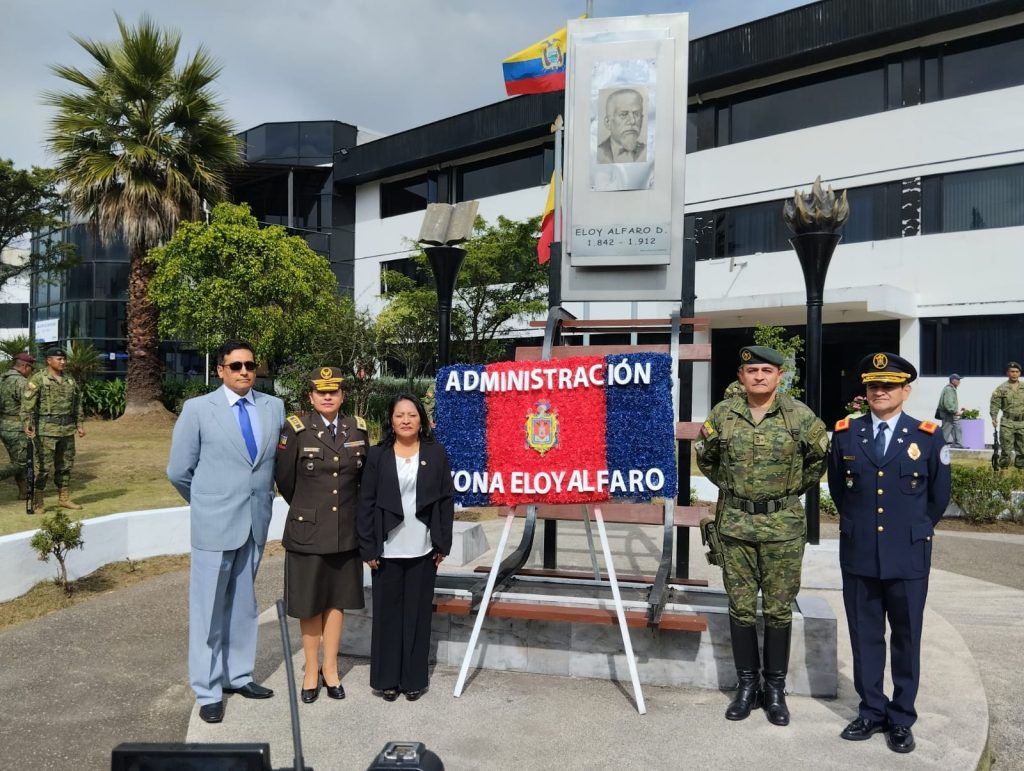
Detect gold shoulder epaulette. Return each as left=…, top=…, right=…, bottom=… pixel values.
left=834, top=417, right=850, bottom=432
left=918, top=420, right=938, bottom=434
left=286, top=414, right=305, bottom=433
left=355, top=416, right=367, bottom=432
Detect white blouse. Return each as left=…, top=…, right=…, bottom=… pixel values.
left=382, top=451, right=432, bottom=558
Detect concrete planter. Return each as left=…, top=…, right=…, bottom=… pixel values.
left=961, top=418, right=985, bottom=449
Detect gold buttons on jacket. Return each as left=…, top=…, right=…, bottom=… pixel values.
left=333, top=456, right=340, bottom=461
left=333, top=472, right=338, bottom=477
left=877, top=489, right=884, bottom=495
left=877, top=471, right=884, bottom=477
left=877, top=525, right=884, bottom=532
left=332, top=506, right=337, bottom=512
left=913, top=471, right=919, bottom=477
left=298, top=516, right=304, bottom=521
left=877, top=507, right=884, bottom=514
left=332, top=489, right=337, bottom=495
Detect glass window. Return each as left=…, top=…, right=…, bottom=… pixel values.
left=91, top=301, right=127, bottom=338
left=841, top=182, right=902, bottom=244
left=456, top=146, right=548, bottom=201
left=299, top=122, right=334, bottom=160
left=380, top=258, right=428, bottom=293
left=728, top=65, right=886, bottom=144
left=265, top=124, right=299, bottom=161
left=921, top=314, right=1024, bottom=376
left=936, top=32, right=1024, bottom=100
left=921, top=164, right=1024, bottom=234
left=0, top=303, right=28, bottom=328
left=380, top=174, right=429, bottom=218
left=244, top=125, right=267, bottom=162
left=66, top=264, right=93, bottom=300
left=64, top=301, right=90, bottom=338
left=94, top=263, right=129, bottom=300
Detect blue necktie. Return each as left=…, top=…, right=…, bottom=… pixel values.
left=874, top=421, right=888, bottom=459
left=236, top=400, right=258, bottom=462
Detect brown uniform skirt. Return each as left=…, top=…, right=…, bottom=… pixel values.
left=284, top=548, right=365, bottom=619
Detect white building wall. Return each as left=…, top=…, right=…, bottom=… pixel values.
left=0, top=247, right=30, bottom=341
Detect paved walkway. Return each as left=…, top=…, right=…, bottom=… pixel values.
left=0, top=522, right=1021, bottom=769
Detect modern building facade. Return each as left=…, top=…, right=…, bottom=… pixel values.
left=337, top=0, right=1024, bottom=438
left=0, top=247, right=30, bottom=342
left=26, top=0, right=1024, bottom=438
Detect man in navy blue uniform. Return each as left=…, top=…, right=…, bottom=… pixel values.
left=828, top=352, right=951, bottom=754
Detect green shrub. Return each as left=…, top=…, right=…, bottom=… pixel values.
left=81, top=378, right=126, bottom=419
left=160, top=380, right=219, bottom=414
left=951, top=466, right=1024, bottom=524
left=30, top=510, right=84, bottom=594
left=365, top=376, right=434, bottom=427
left=65, top=340, right=104, bottom=384
left=819, top=492, right=838, bottom=516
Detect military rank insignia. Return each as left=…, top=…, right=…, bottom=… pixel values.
left=278, top=433, right=288, bottom=450
left=355, top=416, right=367, bottom=432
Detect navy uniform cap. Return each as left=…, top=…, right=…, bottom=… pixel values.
left=859, top=352, right=917, bottom=385
left=739, top=345, right=784, bottom=367
left=45, top=345, right=67, bottom=358
left=310, top=366, right=344, bottom=392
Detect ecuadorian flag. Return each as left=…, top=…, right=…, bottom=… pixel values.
left=503, top=25, right=567, bottom=96
left=537, top=172, right=555, bottom=263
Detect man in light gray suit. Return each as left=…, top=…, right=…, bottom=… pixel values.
left=167, top=339, right=285, bottom=724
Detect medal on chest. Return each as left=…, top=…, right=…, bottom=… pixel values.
left=907, top=442, right=921, bottom=460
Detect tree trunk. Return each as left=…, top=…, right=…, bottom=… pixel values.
left=123, top=246, right=166, bottom=416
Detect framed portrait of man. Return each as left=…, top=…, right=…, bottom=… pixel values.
left=589, top=59, right=656, bottom=192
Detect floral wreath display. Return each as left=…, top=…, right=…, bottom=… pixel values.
left=434, top=352, right=678, bottom=507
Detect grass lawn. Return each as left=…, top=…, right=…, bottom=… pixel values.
left=0, top=415, right=183, bottom=536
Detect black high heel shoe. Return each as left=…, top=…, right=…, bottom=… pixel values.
left=301, top=670, right=324, bottom=703
left=324, top=674, right=345, bottom=700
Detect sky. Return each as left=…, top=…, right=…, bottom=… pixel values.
left=0, top=0, right=810, bottom=169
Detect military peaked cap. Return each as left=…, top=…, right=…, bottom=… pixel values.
left=738, top=345, right=784, bottom=367
left=310, top=366, right=344, bottom=392
left=45, top=345, right=67, bottom=358
left=859, top=352, right=917, bottom=384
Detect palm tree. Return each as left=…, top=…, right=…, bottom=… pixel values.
left=44, top=14, right=240, bottom=415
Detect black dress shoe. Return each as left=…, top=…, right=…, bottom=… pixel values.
left=405, top=688, right=425, bottom=702
left=381, top=688, right=399, bottom=702
left=301, top=671, right=323, bottom=704
left=199, top=701, right=224, bottom=723
left=224, top=682, right=274, bottom=699
left=840, top=716, right=887, bottom=741
left=324, top=678, right=345, bottom=700
left=886, top=725, right=916, bottom=753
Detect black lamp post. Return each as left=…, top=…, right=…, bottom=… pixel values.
left=784, top=178, right=849, bottom=545
left=424, top=246, right=466, bottom=368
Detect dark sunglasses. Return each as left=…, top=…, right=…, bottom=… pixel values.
left=223, top=361, right=257, bottom=372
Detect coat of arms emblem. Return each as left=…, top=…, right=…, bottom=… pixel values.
left=541, top=39, right=564, bottom=70
left=525, top=400, right=559, bottom=455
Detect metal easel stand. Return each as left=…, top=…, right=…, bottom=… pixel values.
left=593, top=505, right=647, bottom=714
left=453, top=506, right=519, bottom=698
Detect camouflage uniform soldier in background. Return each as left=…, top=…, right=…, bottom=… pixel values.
left=0, top=353, right=36, bottom=498
left=21, top=346, right=85, bottom=513
left=697, top=345, right=828, bottom=726
left=990, top=361, right=1024, bottom=469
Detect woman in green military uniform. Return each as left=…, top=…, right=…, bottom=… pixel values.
left=696, top=346, right=828, bottom=726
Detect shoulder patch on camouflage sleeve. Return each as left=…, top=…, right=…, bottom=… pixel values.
left=286, top=414, right=305, bottom=433
left=700, top=420, right=716, bottom=438
left=834, top=417, right=850, bottom=432
left=355, top=416, right=367, bottom=432
left=918, top=420, right=938, bottom=434
left=26, top=382, right=37, bottom=392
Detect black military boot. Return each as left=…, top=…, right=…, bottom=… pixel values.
left=725, top=619, right=761, bottom=720
left=762, top=624, right=792, bottom=726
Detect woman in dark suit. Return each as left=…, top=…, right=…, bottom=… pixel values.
left=275, top=367, right=369, bottom=703
left=357, top=392, right=454, bottom=702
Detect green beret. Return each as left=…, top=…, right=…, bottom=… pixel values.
left=1008, top=361, right=1022, bottom=371
left=45, top=346, right=67, bottom=358
left=739, top=345, right=784, bottom=367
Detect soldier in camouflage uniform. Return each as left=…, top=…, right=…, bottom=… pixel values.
left=990, top=361, right=1024, bottom=469
left=0, top=353, right=36, bottom=498
left=21, top=346, right=85, bottom=513
left=696, top=345, right=828, bottom=726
